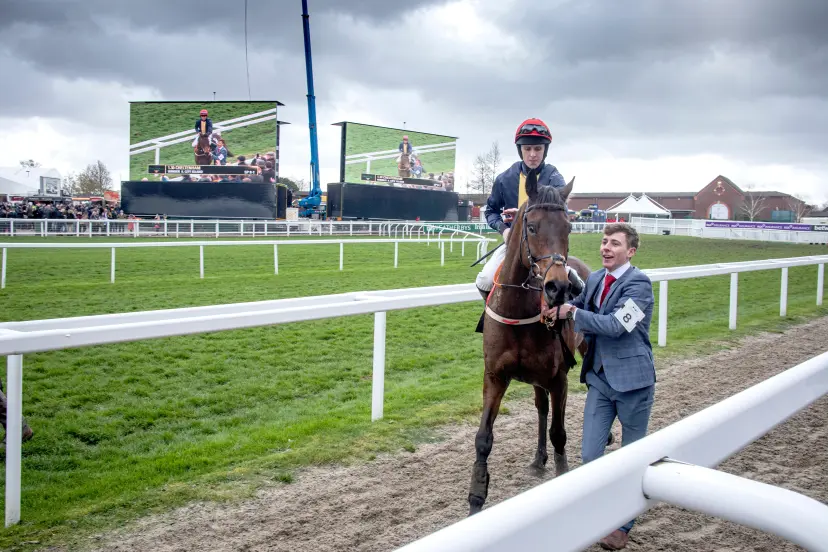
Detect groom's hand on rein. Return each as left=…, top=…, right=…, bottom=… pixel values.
left=502, top=208, right=518, bottom=223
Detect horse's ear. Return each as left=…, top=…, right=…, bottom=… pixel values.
left=525, top=170, right=539, bottom=200
left=560, top=176, right=575, bottom=201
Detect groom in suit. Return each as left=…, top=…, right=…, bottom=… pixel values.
left=552, top=222, right=655, bottom=550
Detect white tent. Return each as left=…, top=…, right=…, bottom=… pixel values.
left=0, top=167, right=62, bottom=197
left=607, top=193, right=672, bottom=218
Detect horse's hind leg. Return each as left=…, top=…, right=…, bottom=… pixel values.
left=529, top=386, right=549, bottom=471
left=549, top=370, right=570, bottom=476
left=468, top=371, right=509, bottom=516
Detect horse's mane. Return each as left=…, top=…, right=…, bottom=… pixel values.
left=532, top=183, right=565, bottom=209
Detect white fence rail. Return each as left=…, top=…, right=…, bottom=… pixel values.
left=1, top=254, right=827, bottom=527
left=0, top=219, right=504, bottom=239
left=395, top=349, right=828, bottom=552
left=128, top=108, right=279, bottom=164
left=0, top=231, right=495, bottom=288
left=633, top=216, right=828, bottom=245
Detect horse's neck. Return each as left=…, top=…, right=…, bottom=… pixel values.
left=493, top=238, right=540, bottom=317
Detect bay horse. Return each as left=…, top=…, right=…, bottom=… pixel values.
left=468, top=172, right=592, bottom=515
left=194, top=133, right=213, bottom=165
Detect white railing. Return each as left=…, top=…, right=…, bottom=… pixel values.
left=128, top=108, right=279, bottom=164
left=1, top=254, right=827, bottom=527
left=0, top=219, right=613, bottom=239
left=395, top=349, right=828, bottom=552
left=344, top=141, right=457, bottom=173
left=0, top=231, right=495, bottom=288
left=632, top=217, right=828, bottom=245
left=0, top=219, right=504, bottom=239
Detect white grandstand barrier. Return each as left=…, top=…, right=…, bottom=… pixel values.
left=0, top=234, right=495, bottom=287
left=394, top=350, right=828, bottom=552
left=1, top=255, right=827, bottom=526
left=128, top=108, right=279, bottom=163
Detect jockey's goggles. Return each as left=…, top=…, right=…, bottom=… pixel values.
left=518, top=124, right=551, bottom=137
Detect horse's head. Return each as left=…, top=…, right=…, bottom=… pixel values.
left=515, top=171, right=574, bottom=308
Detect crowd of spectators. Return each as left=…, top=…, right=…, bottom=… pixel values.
left=0, top=200, right=123, bottom=220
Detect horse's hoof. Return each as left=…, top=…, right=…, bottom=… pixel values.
left=468, top=497, right=484, bottom=516
left=529, top=451, right=548, bottom=471
left=554, top=452, right=569, bottom=476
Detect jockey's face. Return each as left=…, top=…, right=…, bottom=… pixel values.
left=201, top=114, right=207, bottom=118
left=521, top=144, right=545, bottom=169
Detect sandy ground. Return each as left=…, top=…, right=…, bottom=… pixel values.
left=79, top=318, right=827, bottom=552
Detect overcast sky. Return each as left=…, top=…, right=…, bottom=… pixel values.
left=2, top=0, right=827, bottom=203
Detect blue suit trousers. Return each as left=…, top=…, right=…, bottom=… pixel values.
left=582, top=367, right=655, bottom=533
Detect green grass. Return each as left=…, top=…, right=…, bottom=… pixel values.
left=0, top=234, right=827, bottom=550
left=129, top=102, right=278, bottom=180
left=344, top=123, right=456, bottom=182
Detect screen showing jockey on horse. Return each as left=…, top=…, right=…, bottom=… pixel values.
left=129, top=101, right=280, bottom=181
left=337, top=121, right=457, bottom=192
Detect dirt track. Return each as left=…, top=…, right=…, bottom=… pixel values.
left=86, top=318, right=828, bottom=552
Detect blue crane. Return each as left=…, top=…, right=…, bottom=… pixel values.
left=297, top=0, right=324, bottom=218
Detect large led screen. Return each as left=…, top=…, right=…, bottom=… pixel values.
left=129, top=101, right=279, bottom=180
left=337, top=122, right=457, bottom=191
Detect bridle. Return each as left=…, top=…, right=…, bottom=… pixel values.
left=495, top=201, right=570, bottom=293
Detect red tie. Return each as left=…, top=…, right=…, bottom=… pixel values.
left=600, top=274, right=617, bottom=307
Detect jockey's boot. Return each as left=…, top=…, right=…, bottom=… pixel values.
left=475, top=286, right=491, bottom=333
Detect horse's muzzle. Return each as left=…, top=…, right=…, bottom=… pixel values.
left=543, top=279, right=570, bottom=307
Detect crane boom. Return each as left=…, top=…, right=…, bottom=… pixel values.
left=298, top=0, right=323, bottom=216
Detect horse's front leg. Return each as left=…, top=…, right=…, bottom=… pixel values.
left=468, top=370, right=510, bottom=516
left=549, top=368, right=570, bottom=476
left=529, top=386, right=549, bottom=471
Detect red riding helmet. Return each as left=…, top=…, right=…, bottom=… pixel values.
left=200, top=109, right=209, bottom=116
left=514, top=118, right=552, bottom=160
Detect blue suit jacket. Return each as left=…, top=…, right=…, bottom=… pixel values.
left=571, top=266, right=656, bottom=392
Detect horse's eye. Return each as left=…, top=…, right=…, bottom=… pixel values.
left=527, top=224, right=536, bottom=234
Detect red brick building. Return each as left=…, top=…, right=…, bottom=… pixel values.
left=564, top=175, right=804, bottom=220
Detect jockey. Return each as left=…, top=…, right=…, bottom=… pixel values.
left=475, top=117, right=584, bottom=304
left=192, top=109, right=214, bottom=147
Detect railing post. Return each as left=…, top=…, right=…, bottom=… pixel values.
left=215, top=222, right=219, bottom=238
left=8, top=219, right=13, bottom=236
left=394, top=241, right=399, bottom=268
left=372, top=312, right=386, bottom=421
left=780, top=267, right=788, bottom=316
left=190, top=222, right=194, bottom=237
left=273, top=244, right=279, bottom=275
left=1, top=248, right=6, bottom=289
left=5, top=353, right=23, bottom=527
left=818, top=264, right=824, bottom=306
left=658, top=280, right=668, bottom=347
left=339, top=242, right=344, bottom=271
left=199, top=246, right=204, bottom=279
left=110, top=248, right=115, bottom=283
left=729, top=273, right=738, bottom=330
left=440, top=241, right=445, bottom=266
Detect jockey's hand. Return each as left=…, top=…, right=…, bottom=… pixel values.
left=502, top=208, right=519, bottom=223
